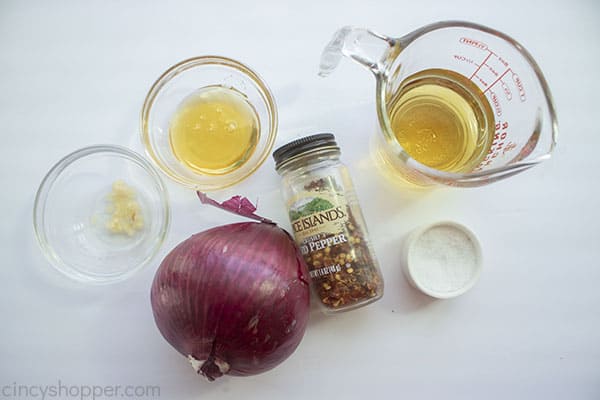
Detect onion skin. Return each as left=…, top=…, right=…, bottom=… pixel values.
left=151, top=222, right=310, bottom=381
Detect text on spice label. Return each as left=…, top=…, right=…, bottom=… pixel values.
left=300, top=233, right=348, bottom=254
left=292, top=207, right=346, bottom=233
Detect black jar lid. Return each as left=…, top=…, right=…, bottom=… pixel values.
left=272, top=133, right=339, bottom=170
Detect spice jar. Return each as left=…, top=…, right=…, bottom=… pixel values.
left=273, top=133, right=384, bottom=313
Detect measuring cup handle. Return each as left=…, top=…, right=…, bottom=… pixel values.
left=319, top=26, right=396, bottom=77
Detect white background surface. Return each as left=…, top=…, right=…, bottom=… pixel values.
left=2, top=1, right=599, bottom=399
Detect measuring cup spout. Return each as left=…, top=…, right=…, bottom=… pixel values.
left=319, top=26, right=396, bottom=77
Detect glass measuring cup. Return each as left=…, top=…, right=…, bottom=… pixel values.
left=320, top=21, right=558, bottom=187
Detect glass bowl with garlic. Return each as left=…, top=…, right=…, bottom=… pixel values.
left=33, top=145, right=170, bottom=284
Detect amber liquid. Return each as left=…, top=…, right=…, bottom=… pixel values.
left=387, top=68, right=494, bottom=173
left=169, top=86, right=259, bottom=175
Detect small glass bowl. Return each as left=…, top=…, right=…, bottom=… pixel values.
left=141, top=56, right=278, bottom=190
left=33, top=145, right=170, bottom=284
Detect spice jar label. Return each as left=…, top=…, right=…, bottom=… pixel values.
left=287, top=177, right=382, bottom=310
left=290, top=194, right=348, bottom=242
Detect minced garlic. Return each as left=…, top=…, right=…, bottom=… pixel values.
left=105, top=180, right=144, bottom=236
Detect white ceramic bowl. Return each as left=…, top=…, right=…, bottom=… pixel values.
left=403, top=221, right=482, bottom=299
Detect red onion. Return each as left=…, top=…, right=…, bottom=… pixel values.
left=150, top=194, right=310, bottom=381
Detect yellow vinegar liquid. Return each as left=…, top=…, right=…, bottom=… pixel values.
left=388, top=68, right=494, bottom=173
left=169, top=86, right=259, bottom=175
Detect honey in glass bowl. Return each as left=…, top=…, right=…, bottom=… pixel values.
left=169, top=86, right=260, bottom=176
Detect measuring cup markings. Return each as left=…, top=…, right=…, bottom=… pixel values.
left=500, top=81, right=512, bottom=102
left=468, top=52, right=493, bottom=80
left=452, top=34, right=543, bottom=171
left=489, top=91, right=503, bottom=116
left=455, top=37, right=527, bottom=106
left=454, top=36, right=531, bottom=166
left=512, top=74, right=526, bottom=101
left=476, top=120, right=514, bottom=170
